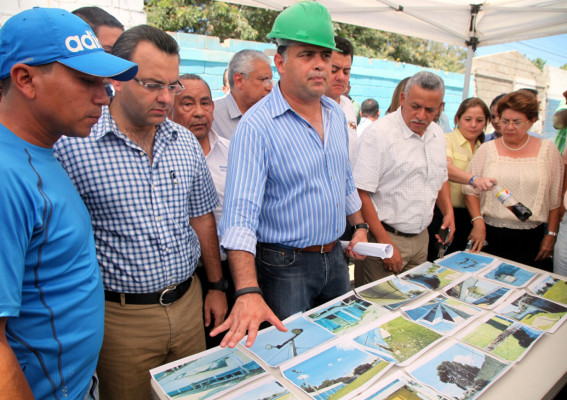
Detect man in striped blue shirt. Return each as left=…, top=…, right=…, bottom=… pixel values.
left=212, top=1, right=368, bottom=348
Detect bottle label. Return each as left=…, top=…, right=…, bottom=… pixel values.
left=496, top=188, right=511, bottom=203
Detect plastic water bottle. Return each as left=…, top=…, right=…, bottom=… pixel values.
left=492, top=185, right=532, bottom=222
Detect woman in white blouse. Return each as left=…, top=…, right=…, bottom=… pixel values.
left=463, top=89, right=563, bottom=269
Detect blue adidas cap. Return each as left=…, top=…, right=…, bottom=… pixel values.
left=0, top=7, right=138, bottom=81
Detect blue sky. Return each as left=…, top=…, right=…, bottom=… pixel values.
left=475, top=34, right=567, bottom=68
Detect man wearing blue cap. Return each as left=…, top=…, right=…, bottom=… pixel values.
left=0, top=7, right=137, bottom=400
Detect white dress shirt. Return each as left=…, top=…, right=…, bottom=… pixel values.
left=353, top=108, right=448, bottom=234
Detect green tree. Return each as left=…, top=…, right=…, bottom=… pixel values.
left=530, top=57, right=546, bottom=71
left=560, top=63, right=567, bottom=71
left=145, top=0, right=467, bottom=72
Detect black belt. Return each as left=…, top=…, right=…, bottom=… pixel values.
left=104, top=276, right=192, bottom=306
left=382, top=222, right=418, bottom=238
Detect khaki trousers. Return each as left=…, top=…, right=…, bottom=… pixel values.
left=354, top=229, right=428, bottom=287
left=97, top=276, right=205, bottom=400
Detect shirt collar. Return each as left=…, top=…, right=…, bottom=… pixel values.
left=93, top=106, right=178, bottom=142
left=268, top=82, right=334, bottom=119
left=226, top=92, right=242, bottom=120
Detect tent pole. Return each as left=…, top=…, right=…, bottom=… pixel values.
left=463, top=45, right=474, bottom=100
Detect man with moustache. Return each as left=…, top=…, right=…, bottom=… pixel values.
left=352, top=71, right=455, bottom=286
left=211, top=1, right=368, bottom=349
left=54, top=25, right=226, bottom=400
left=171, top=73, right=234, bottom=347
left=0, top=8, right=137, bottom=399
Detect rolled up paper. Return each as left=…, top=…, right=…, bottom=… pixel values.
left=340, top=241, right=394, bottom=258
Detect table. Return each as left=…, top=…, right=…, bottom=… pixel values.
left=152, top=252, right=567, bottom=400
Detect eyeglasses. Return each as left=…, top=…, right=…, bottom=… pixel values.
left=500, top=119, right=528, bottom=128
left=256, top=76, right=273, bottom=87
left=133, top=77, right=185, bottom=95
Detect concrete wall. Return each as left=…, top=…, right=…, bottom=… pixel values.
left=0, top=0, right=145, bottom=28
left=172, top=32, right=471, bottom=127
left=472, top=50, right=549, bottom=137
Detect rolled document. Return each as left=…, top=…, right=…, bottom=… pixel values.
left=340, top=240, right=394, bottom=259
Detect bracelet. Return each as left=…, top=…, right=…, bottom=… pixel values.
left=547, top=231, right=558, bottom=237
left=469, top=175, right=478, bottom=186
left=471, top=216, right=484, bottom=223
left=234, top=286, right=263, bottom=300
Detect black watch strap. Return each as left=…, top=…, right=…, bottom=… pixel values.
left=208, top=278, right=229, bottom=292
left=351, top=223, right=369, bottom=234
left=234, top=286, right=263, bottom=300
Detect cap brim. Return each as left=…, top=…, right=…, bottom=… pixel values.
left=58, top=51, right=138, bottom=81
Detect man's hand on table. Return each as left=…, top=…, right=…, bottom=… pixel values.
left=210, top=293, right=287, bottom=348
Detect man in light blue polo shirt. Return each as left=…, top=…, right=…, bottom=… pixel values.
left=0, top=7, right=137, bottom=399
left=212, top=1, right=368, bottom=349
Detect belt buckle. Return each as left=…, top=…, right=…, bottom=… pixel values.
left=159, top=285, right=177, bottom=306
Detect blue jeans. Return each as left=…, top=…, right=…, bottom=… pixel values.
left=256, top=241, right=350, bottom=320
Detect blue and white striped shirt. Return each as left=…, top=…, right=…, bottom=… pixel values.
left=219, top=83, right=361, bottom=254
left=54, top=107, right=219, bottom=293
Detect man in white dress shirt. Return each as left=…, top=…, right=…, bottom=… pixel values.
left=212, top=50, right=273, bottom=139
left=171, top=73, right=233, bottom=347
left=352, top=71, right=455, bottom=286
left=357, top=98, right=380, bottom=138
left=325, top=36, right=358, bottom=164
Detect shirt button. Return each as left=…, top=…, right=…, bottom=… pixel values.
left=139, top=151, right=144, bottom=157
left=156, top=216, right=162, bottom=221
left=165, top=248, right=170, bottom=253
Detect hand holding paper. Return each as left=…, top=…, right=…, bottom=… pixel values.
left=340, top=241, right=394, bottom=259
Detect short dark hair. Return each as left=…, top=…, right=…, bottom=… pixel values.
left=334, top=36, right=354, bottom=61
left=72, top=6, right=124, bottom=35
left=361, top=98, right=379, bottom=117
left=490, top=93, right=506, bottom=109
left=111, top=25, right=179, bottom=62
left=179, top=73, right=212, bottom=97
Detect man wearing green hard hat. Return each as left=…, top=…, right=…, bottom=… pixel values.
left=212, top=1, right=368, bottom=348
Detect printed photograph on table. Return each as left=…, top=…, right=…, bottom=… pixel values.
left=150, top=346, right=266, bottom=400
left=306, top=293, right=388, bottom=336
left=457, top=314, right=543, bottom=362
left=407, top=340, right=510, bottom=400
left=353, top=371, right=448, bottom=400
left=400, top=262, right=465, bottom=290
left=529, top=274, right=567, bottom=306
left=436, top=251, right=496, bottom=274
left=402, top=293, right=483, bottom=335
left=221, top=376, right=293, bottom=400
left=352, top=313, right=444, bottom=366
left=281, top=340, right=392, bottom=400
left=480, top=262, right=538, bottom=288
left=355, top=277, right=427, bottom=311
left=241, top=313, right=335, bottom=367
left=495, top=290, right=567, bottom=333
left=444, top=276, right=511, bottom=309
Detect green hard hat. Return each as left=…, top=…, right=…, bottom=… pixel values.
left=267, top=1, right=339, bottom=51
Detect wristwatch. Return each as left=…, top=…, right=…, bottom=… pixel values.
left=351, top=223, right=369, bottom=234
left=208, top=278, right=229, bottom=292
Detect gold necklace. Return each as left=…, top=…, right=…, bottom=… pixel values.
left=502, top=134, right=530, bottom=151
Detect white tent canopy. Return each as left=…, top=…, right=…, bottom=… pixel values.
left=220, top=0, right=567, bottom=98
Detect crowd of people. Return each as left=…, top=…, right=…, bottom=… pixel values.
left=1, top=2, right=566, bottom=399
